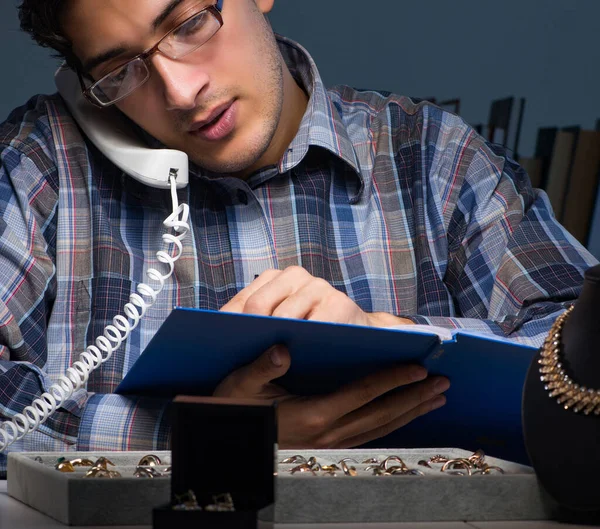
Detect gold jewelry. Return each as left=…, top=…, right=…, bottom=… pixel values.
left=468, top=449, right=485, bottom=467
left=70, top=458, right=95, bottom=467
left=137, top=454, right=162, bottom=466
left=134, top=466, right=163, bottom=478
left=381, top=456, right=407, bottom=471
left=362, top=458, right=379, bottom=464
left=539, top=305, right=600, bottom=415
left=84, top=467, right=121, bottom=478
left=441, top=459, right=472, bottom=476
left=280, top=455, right=307, bottom=464
left=481, top=465, right=504, bottom=475
left=173, top=490, right=201, bottom=511
left=289, top=463, right=315, bottom=475
left=205, top=493, right=235, bottom=512
left=428, top=454, right=449, bottom=464
left=55, top=460, right=75, bottom=472
left=307, top=456, right=322, bottom=471
left=339, top=460, right=357, bottom=476
left=94, top=457, right=116, bottom=470
left=55, top=456, right=107, bottom=472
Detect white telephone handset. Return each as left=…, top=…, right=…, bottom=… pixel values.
left=54, top=65, right=189, bottom=189
left=0, top=66, right=191, bottom=452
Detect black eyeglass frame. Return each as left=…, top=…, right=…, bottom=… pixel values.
left=77, top=0, right=224, bottom=108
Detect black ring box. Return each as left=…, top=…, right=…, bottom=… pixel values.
left=153, top=396, right=277, bottom=529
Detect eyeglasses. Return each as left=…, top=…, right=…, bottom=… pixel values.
left=78, top=0, right=224, bottom=108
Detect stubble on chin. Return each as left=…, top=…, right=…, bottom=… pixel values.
left=190, top=19, right=285, bottom=176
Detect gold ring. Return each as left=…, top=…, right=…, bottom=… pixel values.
left=174, top=490, right=201, bottom=511
left=134, top=466, right=163, bottom=478
left=70, top=458, right=95, bottom=467
left=387, top=465, right=408, bottom=475
left=290, top=464, right=315, bottom=475
left=55, top=460, right=75, bottom=472
left=429, top=454, right=449, bottom=464
left=362, top=458, right=379, bottom=464
left=205, top=493, right=235, bottom=512
left=482, top=465, right=505, bottom=474
left=280, top=455, right=307, bottom=464
left=382, top=456, right=407, bottom=471
left=84, top=467, right=122, bottom=478
left=468, top=449, right=486, bottom=469
left=307, top=457, right=322, bottom=471
left=338, top=457, right=358, bottom=465
left=441, top=459, right=472, bottom=476
left=94, top=457, right=116, bottom=470
left=339, top=460, right=357, bottom=476
left=138, top=454, right=162, bottom=466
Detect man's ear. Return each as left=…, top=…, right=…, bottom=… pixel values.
left=255, top=0, right=274, bottom=14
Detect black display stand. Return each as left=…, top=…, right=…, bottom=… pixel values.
left=522, top=264, right=600, bottom=523
left=153, top=396, right=277, bottom=529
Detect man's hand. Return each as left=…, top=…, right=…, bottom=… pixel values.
left=213, top=345, right=449, bottom=449
left=220, top=267, right=413, bottom=327
left=215, top=267, right=446, bottom=448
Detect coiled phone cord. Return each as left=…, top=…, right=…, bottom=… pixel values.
left=0, top=176, right=189, bottom=452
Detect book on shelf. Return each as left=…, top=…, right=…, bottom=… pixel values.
left=544, top=126, right=580, bottom=221
left=534, top=127, right=558, bottom=189
left=517, top=156, right=543, bottom=189
left=561, top=130, right=600, bottom=245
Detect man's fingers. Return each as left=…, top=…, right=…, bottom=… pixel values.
left=320, top=376, right=450, bottom=446
left=318, top=364, right=430, bottom=421
left=331, top=394, right=447, bottom=449
left=242, top=267, right=314, bottom=316
left=213, top=345, right=291, bottom=397
left=220, top=267, right=317, bottom=315
left=271, top=277, right=333, bottom=320
left=219, top=269, right=282, bottom=313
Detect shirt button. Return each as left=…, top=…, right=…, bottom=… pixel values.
left=237, top=189, right=249, bottom=205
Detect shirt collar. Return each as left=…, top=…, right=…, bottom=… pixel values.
left=275, top=35, right=361, bottom=180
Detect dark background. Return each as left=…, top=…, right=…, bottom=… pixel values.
left=2, top=0, right=599, bottom=256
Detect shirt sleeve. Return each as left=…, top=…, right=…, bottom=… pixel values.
left=405, top=141, right=598, bottom=347
left=0, top=143, right=170, bottom=478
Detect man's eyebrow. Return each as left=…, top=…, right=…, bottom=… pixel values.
left=152, top=0, right=186, bottom=31
left=82, top=46, right=129, bottom=74
left=81, top=0, right=186, bottom=74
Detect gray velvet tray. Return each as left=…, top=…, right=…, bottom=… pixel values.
left=7, top=448, right=558, bottom=526
left=7, top=451, right=171, bottom=526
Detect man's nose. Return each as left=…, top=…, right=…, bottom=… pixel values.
left=150, top=54, right=209, bottom=111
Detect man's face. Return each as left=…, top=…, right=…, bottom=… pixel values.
left=62, top=0, right=285, bottom=175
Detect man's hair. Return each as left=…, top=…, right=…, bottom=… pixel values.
left=18, top=0, right=80, bottom=69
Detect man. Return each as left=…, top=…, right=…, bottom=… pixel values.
left=0, top=0, right=596, bottom=475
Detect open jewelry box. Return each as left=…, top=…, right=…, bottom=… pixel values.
left=7, top=447, right=559, bottom=526
left=7, top=396, right=563, bottom=526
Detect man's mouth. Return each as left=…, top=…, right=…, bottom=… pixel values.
left=188, top=100, right=237, bottom=142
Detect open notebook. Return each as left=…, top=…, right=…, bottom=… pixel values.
left=116, top=308, right=538, bottom=464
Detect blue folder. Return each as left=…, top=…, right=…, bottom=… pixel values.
left=116, top=308, right=538, bottom=464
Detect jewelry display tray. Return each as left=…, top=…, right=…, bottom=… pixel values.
left=7, top=448, right=558, bottom=526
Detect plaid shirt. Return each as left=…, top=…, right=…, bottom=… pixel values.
left=0, top=36, right=596, bottom=476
